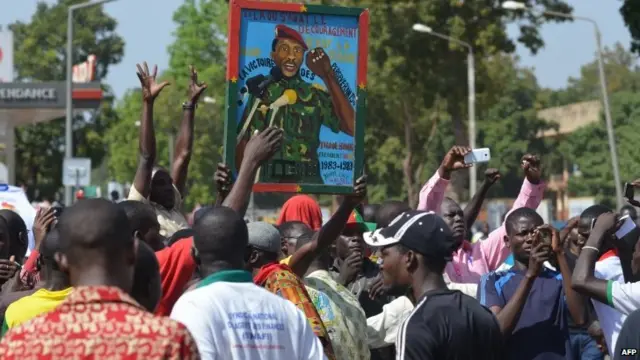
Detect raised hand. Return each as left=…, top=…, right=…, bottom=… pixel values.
left=33, top=207, right=56, bottom=250
left=0, top=256, right=20, bottom=283
left=344, top=175, right=367, bottom=208
left=187, top=65, right=207, bottom=103
left=536, top=224, right=562, bottom=254
left=242, top=127, right=284, bottom=168
left=439, top=146, right=472, bottom=179
left=521, top=154, right=542, bottom=184
left=484, top=168, right=501, bottom=185
left=338, top=250, right=363, bottom=285
left=214, top=163, right=232, bottom=195
left=592, top=212, right=620, bottom=236
left=305, top=48, right=333, bottom=79
left=627, top=179, right=640, bottom=206
left=136, top=62, right=170, bottom=103
left=526, top=242, right=552, bottom=278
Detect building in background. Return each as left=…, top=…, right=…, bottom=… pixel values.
left=538, top=100, right=601, bottom=219
left=0, top=31, right=103, bottom=186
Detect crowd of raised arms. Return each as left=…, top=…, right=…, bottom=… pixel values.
left=1, top=62, right=640, bottom=360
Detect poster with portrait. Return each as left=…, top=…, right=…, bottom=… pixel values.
left=224, top=0, right=369, bottom=194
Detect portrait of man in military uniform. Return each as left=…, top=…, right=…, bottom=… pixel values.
left=236, top=24, right=356, bottom=185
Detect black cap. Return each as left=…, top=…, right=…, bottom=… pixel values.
left=364, top=210, right=457, bottom=261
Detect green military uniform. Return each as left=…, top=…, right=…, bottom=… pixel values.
left=239, top=75, right=341, bottom=184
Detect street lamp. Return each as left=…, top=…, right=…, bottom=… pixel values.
left=412, top=23, right=478, bottom=196
left=65, top=0, right=117, bottom=206
left=501, top=1, right=623, bottom=209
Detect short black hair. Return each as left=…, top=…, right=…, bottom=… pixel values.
left=505, top=208, right=544, bottom=236
left=363, top=204, right=380, bottom=223
left=194, top=206, right=213, bottom=225
left=0, top=209, right=27, bottom=261
left=110, top=190, right=120, bottom=200
left=131, top=241, right=161, bottom=312
left=278, top=221, right=311, bottom=239
left=376, top=201, right=410, bottom=229
left=118, top=201, right=158, bottom=235
left=168, top=228, right=195, bottom=246
left=294, top=229, right=316, bottom=251
left=193, top=206, right=248, bottom=265
left=580, top=205, right=612, bottom=224
left=39, top=227, right=61, bottom=271
left=57, top=199, right=133, bottom=267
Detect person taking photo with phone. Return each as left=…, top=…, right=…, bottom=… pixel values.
left=478, top=207, right=586, bottom=360
left=418, top=147, right=546, bottom=283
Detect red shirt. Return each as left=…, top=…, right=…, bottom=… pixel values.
left=155, top=237, right=196, bottom=316
left=0, top=286, right=199, bottom=359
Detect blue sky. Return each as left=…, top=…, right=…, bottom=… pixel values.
left=0, top=1, right=632, bottom=99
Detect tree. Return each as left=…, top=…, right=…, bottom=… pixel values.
left=478, top=54, right=560, bottom=197
left=337, top=0, right=572, bottom=203
left=541, top=43, right=640, bottom=107
left=108, top=0, right=228, bottom=209
left=620, top=0, right=640, bottom=55
left=9, top=0, right=124, bottom=200
left=566, top=91, right=640, bottom=207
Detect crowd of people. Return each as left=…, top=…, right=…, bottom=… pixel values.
left=0, top=62, right=639, bottom=360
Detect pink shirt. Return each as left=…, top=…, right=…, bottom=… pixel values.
left=417, top=171, right=546, bottom=283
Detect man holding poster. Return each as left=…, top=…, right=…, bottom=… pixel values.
left=236, top=24, right=355, bottom=185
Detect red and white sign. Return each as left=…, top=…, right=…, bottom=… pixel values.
left=72, top=54, right=97, bottom=83
left=0, top=32, right=14, bottom=83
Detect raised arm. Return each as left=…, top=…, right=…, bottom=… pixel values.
left=213, top=163, right=232, bottom=206
left=464, top=168, right=500, bottom=228
left=572, top=212, right=618, bottom=305
left=131, top=62, right=169, bottom=198
left=172, top=66, right=207, bottom=196
left=222, top=128, right=283, bottom=216
left=487, top=243, right=550, bottom=335
left=289, top=176, right=366, bottom=277
left=545, top=225, right=586, bottom=326
left=417, top=146, right=471, bottom=211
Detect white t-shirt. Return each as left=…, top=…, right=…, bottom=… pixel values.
left=170, top=272, right=326, bottom=360
left=593, top=256, right=626, bottom=353
left=610, top=279, right=640, bottom=316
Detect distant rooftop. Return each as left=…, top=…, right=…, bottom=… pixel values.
left=538, top=100, right=601, bottom=137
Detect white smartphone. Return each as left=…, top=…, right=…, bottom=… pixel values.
left=616, top=215, right=637, bottom=239
left=464, top=148, right=491, bottom=164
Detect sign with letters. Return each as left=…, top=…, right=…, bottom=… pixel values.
left=224, top=0, right=369, bottom=194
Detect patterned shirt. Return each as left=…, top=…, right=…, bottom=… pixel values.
left=306, top=269, right=370, bottom=360
left=257, top=264, right=336, bottom=360
left=0, top=286, right=200, bottom=360
left=329, top=257, right=392, bottom=317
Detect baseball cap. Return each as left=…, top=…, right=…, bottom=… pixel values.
left=363, top=210, right=457, bottom=261
left=247, top=221, right=281, bottom=254
left=345, top=210, right=376, bottom=232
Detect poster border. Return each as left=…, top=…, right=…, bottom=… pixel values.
left=224, top=0, right=369, bottom=194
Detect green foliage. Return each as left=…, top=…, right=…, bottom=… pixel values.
left=542, top=43, right=640, bottom=107
left=339, top=0, right=571, bottom=203
left=620, top=0, right=640, bottom=55
left=478, top=55, right=560, bottom=197
left=9, top=0, right=124, bottom=200
left=108, top=0, right=228, bottom=208
left=113, top=0, right=578, bottom=208
left=566, top=92, right=640, bottom=207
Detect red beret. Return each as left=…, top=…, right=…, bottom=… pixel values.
left=274, top=24, right=308, bottom=51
